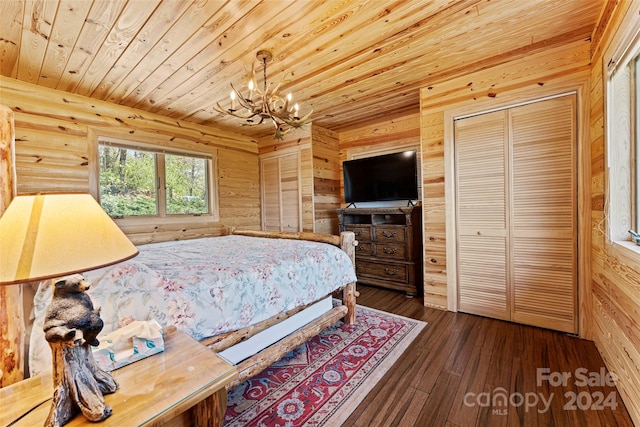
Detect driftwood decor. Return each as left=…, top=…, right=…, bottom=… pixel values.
left=43, top=275, right=118, bottom=426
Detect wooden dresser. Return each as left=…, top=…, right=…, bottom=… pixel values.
left=338, top=206, right=422, bottom=297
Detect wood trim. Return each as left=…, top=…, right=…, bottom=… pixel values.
left=576, top=79, right=593, bottom=339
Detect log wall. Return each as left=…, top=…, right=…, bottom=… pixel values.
left=589, top=0, right=640, bottom=423
left=0, top=76, right=261, bottom=244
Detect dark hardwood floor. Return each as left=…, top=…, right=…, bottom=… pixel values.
left=344, top=285, right=634, bottom=427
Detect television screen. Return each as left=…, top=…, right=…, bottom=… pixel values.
left=343, top=151, right=418, bottom=203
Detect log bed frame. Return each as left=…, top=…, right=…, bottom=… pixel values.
left=209, top=228, right=358, bottom=389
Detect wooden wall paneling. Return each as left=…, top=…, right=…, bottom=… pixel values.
left=421, top=39, right=591, bottom=112
left=418, top=111, right=447, bottom=310
left=0, top=76, right=261, bottom=242
left=300, top=145, right=314, bottom=232
left=339, top=113, right=421, bottom=149
left=119, top=222, right=231, bottom=246
left=217, top=148, right=260, bottom=228
left=15, top=126, right=90, bottom=193
left=312, top=125, right=341, bottom=235
left=0, top=104, right=24, bottom=387
left=589, top=0, right=640, bottom=422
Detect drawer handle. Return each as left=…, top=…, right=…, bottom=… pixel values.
left=356, top=245, right=366, bottom=252
left=354, top=230, right=363, bottom=236
left=382, top=231, right=397, bottom=238
left=383, top=247, right=398, bottom=254
left=384, top=268, right=399, bottom=276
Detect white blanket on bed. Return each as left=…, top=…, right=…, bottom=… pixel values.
left=30, top=235, right=357, bottom=375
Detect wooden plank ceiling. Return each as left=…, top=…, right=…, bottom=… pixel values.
left=0, top=0, right=603, bottom=140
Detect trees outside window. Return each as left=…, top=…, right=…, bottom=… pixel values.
left=98, top=142, right=211, bottom=218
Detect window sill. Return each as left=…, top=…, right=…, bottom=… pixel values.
left=114, top=214, right=220, bottom=228
left=610, top=240, right=640, bottom=271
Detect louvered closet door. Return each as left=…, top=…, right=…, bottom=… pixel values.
left=455, top=111, right=510, bottom=320
left=454, top=95, right=577, bottom=333
left=261, top=157, right=282, bottom=231
left=509, top=97, right=577, bottom=333
left=279, top=153, right=302, bottom=232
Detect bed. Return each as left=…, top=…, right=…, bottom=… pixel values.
left=28, top=228, right=358, bottom=389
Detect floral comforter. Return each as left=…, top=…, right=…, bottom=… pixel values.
left=30, top=235, right=357, bottom=375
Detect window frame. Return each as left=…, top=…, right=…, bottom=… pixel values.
left=604, top=13, right=640, bottom=257
left=91, top=134, right=219, bottom=226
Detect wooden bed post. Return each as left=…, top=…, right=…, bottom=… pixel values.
left=0, top=104, right=24, bottom=387
left=340, top=231, right=358, bottom=325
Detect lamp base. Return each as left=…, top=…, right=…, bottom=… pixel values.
left=42, top=274, right=119, bottom=426
left=45, top=341, right=119, bottom=426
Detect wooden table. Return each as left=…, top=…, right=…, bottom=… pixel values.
left=0, top=328, right=237, bottom=427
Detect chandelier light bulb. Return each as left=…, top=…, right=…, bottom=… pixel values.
left=248, top=79, right=255, bottom=99
left=230, top=91, right=236, bottom=110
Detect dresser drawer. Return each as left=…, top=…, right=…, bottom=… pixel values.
left=354, top=242, right=372, bottom=256
left=345, top=225, right=372, bottom=241
left=374, top=226, right=405, bottom=244
left=373, top=243, right=406, bottom=260
left=356, top=260, right=409, bottom=284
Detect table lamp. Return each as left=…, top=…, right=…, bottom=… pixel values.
left=0, top=193, right=138, bottom=426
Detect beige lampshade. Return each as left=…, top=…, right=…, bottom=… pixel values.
left=0, top=193, right=138, bottom=285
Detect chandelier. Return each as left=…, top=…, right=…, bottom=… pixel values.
left=215, top=50, right=312, bottom=140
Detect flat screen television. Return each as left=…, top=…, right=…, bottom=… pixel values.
left=343, top=151, right=418, bottom=204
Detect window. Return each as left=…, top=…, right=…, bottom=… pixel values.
left=606, top=25, right=640, bottom=245
left=97, top=139, right=216, bottom=220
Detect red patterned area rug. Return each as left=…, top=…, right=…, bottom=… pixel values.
left=223, top=304, right=426, bottom=426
